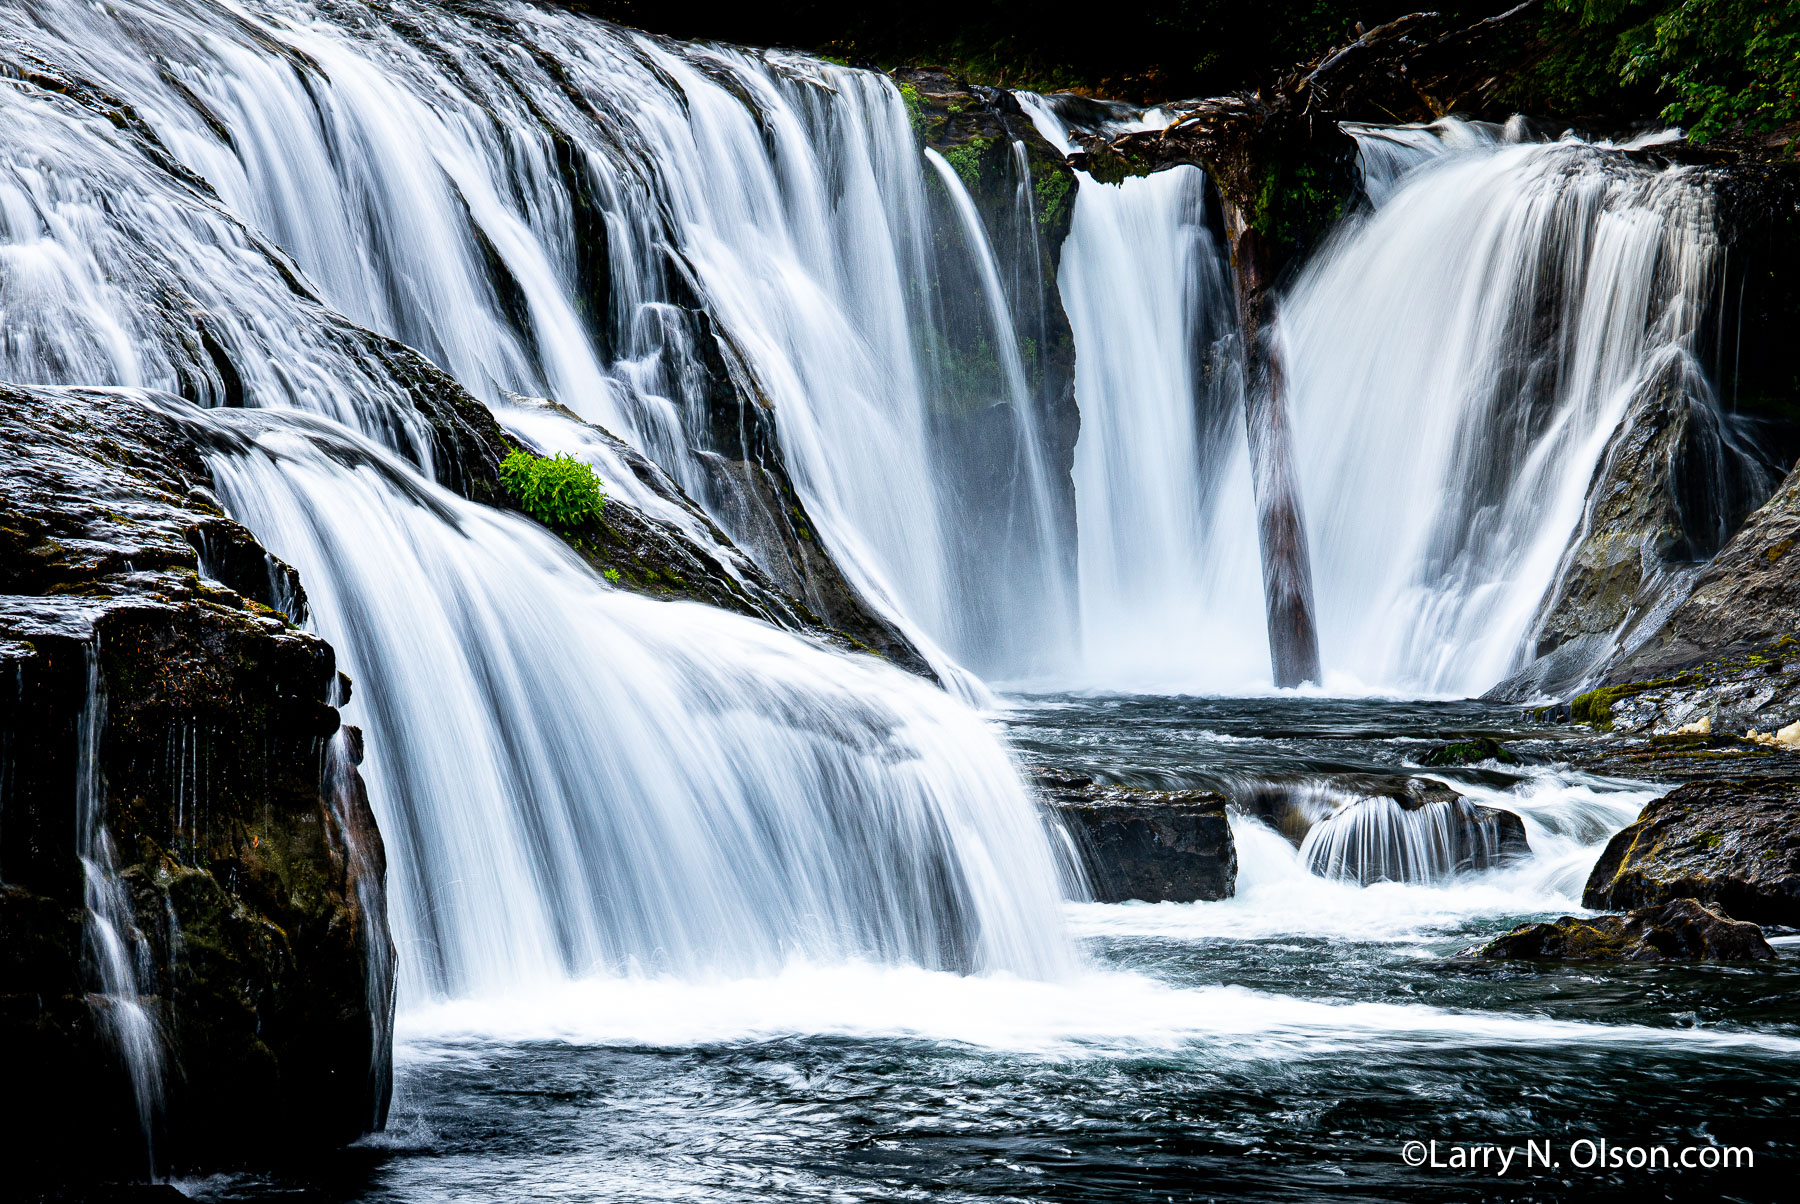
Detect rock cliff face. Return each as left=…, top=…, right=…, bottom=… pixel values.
left=0, top=384, right=392, bottom=1178
left=1583, top=779, right=1800, bottom=925
left=1510, top=355, right=1776, bottom=698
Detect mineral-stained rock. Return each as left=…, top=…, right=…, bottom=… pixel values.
left=1472, top=898, right=1774, bottom=962
left=1, top=383, right=393, bottom=1178
left=1032, top=768, right=1236, bottom=902
left=1582, top=779, right=1800, bottom=924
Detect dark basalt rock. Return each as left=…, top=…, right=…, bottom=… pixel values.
left=1583, top=779, right=1800, bottom=924
left=1502, top=356, right=1780, bottom=701
left=0, top=384, right=393, bottom=1179
left=1032, top=768, right=1236, bottom=902
left=1472, top=898, right=1774, bottom=962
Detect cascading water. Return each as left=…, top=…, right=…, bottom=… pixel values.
left=1282, top=124, right=1735, bottom=696
left=179, top=404, right=1076, bottom=1001
left=1027, top=97, right=1757, bottom=695
left=0, top=0, right=1076, bottom=685
left=1056, top=166, right=1267, bottom=689
left=75, top=650, right=164, bottom=1166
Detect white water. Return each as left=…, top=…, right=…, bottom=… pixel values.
left=3, top=0, right=1786, bottom=1112
left=1027, top=108, right=1737, bottom=695
left=188, top=406, right=1077, bottom=1002
left=75, top=649, right=164, bottom=1165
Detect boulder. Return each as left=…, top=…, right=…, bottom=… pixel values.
left=1471, top=898, right=1774, bottom=961
left=1583, top=779, right=1800, bottom=924
left=1, top=384, right=392, bottom=1179
left=1419, top=737, right=1521, bottom=767
left=1033, top=768, right=1236, bottom=902
left=1242, top=774, right=1530, bottom=882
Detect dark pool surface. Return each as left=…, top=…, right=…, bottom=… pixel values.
left=180, top=698, right=1800, bottom=1203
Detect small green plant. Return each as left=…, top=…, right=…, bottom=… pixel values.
left=499, top=448, right=606, bottom=529
left=603, top=568, right=621, bottom=583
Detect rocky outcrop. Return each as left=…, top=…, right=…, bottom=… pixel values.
left=1471, top=898, right=1774, bottom=962
left=1608, top=461, right=1800, bottom=683
left=1033, top=768, right=1236, bottom=902
left=375, top=337, right=937, bottom=674
left=1510, top=355, right=1776, bottom=699
left=1537, top=155, right=1800, bottom=696
left=1, top=384, right=392, bottom=1179
left=1583, top=779, right=1800, bottom=924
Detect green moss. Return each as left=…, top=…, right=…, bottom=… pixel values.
left=942, top=135, right=993, bottom=189
left=1034, top=170, right=1072, bottom=230
left=499, top=448, right=606, bottom=529
left=897, top=81, right=926, bottom=138
left=1569, top=671, right=1699, bottom=729
left=1420, top=737, right=1522, bottom=766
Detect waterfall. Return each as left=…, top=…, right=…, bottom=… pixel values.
left=1300, top=795, right=1516, bottom=886
left=0, top=0, right=1078, bottom=686
left=179, top=404, right=1076, bottom=1002
left=1282, top=125, right=1728, bottom=695
left=1025, top=96, right=1745, bottom=694
left=1056, top=166, right=1267, bottom=689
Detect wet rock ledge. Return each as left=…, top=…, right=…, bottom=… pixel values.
left=1033, top=768, right=1237, bottom=902
left=0, top=384, right=393, bottom=1179
left=1583, top=778, right=1800, bottom=925
left=1472, top=898, right=1774, bottom=962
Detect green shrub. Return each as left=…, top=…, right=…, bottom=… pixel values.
left=499, top=448, right=606, bottom=528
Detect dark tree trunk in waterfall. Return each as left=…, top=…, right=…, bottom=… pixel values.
left=1067, top=5, right=1551, bottom=685
left=1231, top=226, right=1321, bottom=686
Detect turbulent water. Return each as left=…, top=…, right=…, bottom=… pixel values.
left=165, top=695, right=1800, bottom=1202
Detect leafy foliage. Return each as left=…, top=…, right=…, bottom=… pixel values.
left=942, top=135, right=992, bottom=188
left=1521, top=1, right=1800, bottom=143
left=499, top=448, right=606, bottom=528
left=1624, top=0, right=1800, bottom=141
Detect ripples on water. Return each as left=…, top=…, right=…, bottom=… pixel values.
left=173, top=697, right=1798, bottom=1203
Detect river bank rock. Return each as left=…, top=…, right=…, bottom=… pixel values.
left=1032, top=768, right=1236, bottom=902
left=1, top=384, right=393, bottom=1179
left=1582, top=779, right=1800, bottom=924
left=1472, top=898, right=1774, bottom=962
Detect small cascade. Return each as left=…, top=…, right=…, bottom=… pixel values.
left=1299, top=794, right=1519, bottom=886
left=188, top=407, right=1078, bottom=1002
left=75, top=649, right=164, bottom=1167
